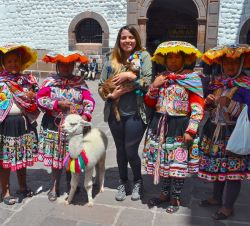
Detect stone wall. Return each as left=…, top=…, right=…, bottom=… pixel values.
left=218, top=0, right=250, bottom=45
left=0, top=0, right=127, bottom=50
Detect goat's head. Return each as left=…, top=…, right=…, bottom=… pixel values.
left=62, top=114, right=91, bottom=135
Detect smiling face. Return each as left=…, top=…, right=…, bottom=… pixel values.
left=57, top=62, right=74, bottom=77
left=222, top=57, right=241, bottom=77
left=119, top=29, right=136, bottom=55
left=166, top=52, right=185, bottom=72
left=3, top=52, right=22, bottom=74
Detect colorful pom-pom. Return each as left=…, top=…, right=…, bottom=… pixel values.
left=63, top=150, right=89, bottom=173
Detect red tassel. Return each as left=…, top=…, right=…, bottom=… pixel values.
left=75, top=158, right=80, bottom=173
left=81, top=151, right=89, bottom=165
left=67, top=159, right=72, bottom=171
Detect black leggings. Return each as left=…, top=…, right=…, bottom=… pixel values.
left=161, top=178, right=185, bottom=200
left=213, top=180, right=241, bottom=209
left=108, top=113, right=147, bottom=182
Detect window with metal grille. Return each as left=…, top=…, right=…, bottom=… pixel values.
left=247, top=29, right=250, bottom=45
left=75, top=18, right=102, bottom=43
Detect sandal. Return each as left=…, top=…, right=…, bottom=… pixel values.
left=47, top=189, right=60, bottom=195
left=200, top=199, right=221, bottom=207
left=16, top=189, right=34, bottom=198
left=3, top=196, right=17, bottom=205
left=212, top=211, right=233, bottom=220
left=48, top=191, right=58, bottom=202
left=148, top=196, right=170, bottom=207
left=166, top=205, right=180, bottom=214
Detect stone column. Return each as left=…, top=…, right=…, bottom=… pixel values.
left=68, top=32, right=76, bottom=51
left=127, top=0, right=139, bottom=26
left=197, top=18, right=207, bottom=52
left=138, top=17, right=148, bottom=48
left=205, top=0, right=220, bottom=50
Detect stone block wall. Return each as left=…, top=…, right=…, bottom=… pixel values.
left=218, top=0, right=250, bottom=45
left=0, top=0, right=127, bottom=50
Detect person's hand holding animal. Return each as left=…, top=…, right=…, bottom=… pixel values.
left=112, top=72, right=136, bottom=85
left=107, top=85, right=134, bottom=100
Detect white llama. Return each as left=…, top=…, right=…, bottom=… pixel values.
left=62, top=114, right=108, bottom=206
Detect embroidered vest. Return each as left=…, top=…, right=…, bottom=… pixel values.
left=156, top=84, right=189, bottom=116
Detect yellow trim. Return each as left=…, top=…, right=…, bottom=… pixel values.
left=0, top=45, right=37, bottom=71
left=202, top=45, right=250, bottom=68
left=152, top=44, right=202, bottom=65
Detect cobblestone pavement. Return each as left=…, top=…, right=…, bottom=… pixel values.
left=1, top=80, right=250, bottom=226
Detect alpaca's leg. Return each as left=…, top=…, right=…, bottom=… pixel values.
left=94, top=164, right=99, bottom=187
left=65, top=173, right=80, bottom=205
left=97, top=153, right=106, bottom=193
left=113, top=98, right=120, bottom=121
left=84, top=169, right=94, bottom=207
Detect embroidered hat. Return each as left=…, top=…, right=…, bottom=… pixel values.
left=151, top=41, right=202, bottom=65
left=202, top=44, right=250, bottom=68
left=42, top=50, right=89, bottom=64
left=0, top=44, right=37, bottom=71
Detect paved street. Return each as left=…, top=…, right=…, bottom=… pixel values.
left=1, top=80, right=250, bottom=226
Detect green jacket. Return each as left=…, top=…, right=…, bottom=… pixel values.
left=98, top=50, right=153, bottom=124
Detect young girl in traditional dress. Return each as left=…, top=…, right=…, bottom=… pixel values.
left=143, top=41, right=204, bottom=213
left=0, top=45, right=39, bottom=205
left=198, top=44, right=250, bottom=220
left=37, top=51, right=94, bottom=201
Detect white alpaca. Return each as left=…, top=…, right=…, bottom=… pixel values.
left=62, top=114, right=108, bottom=206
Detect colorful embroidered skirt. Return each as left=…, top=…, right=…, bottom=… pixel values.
left=0, top=115, right=38, bottom=171
left=143, top=113, right=200, bottom=179
left=198, top=119, right=250, bottom=181
left=38, top=114, right=67, bottom=169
